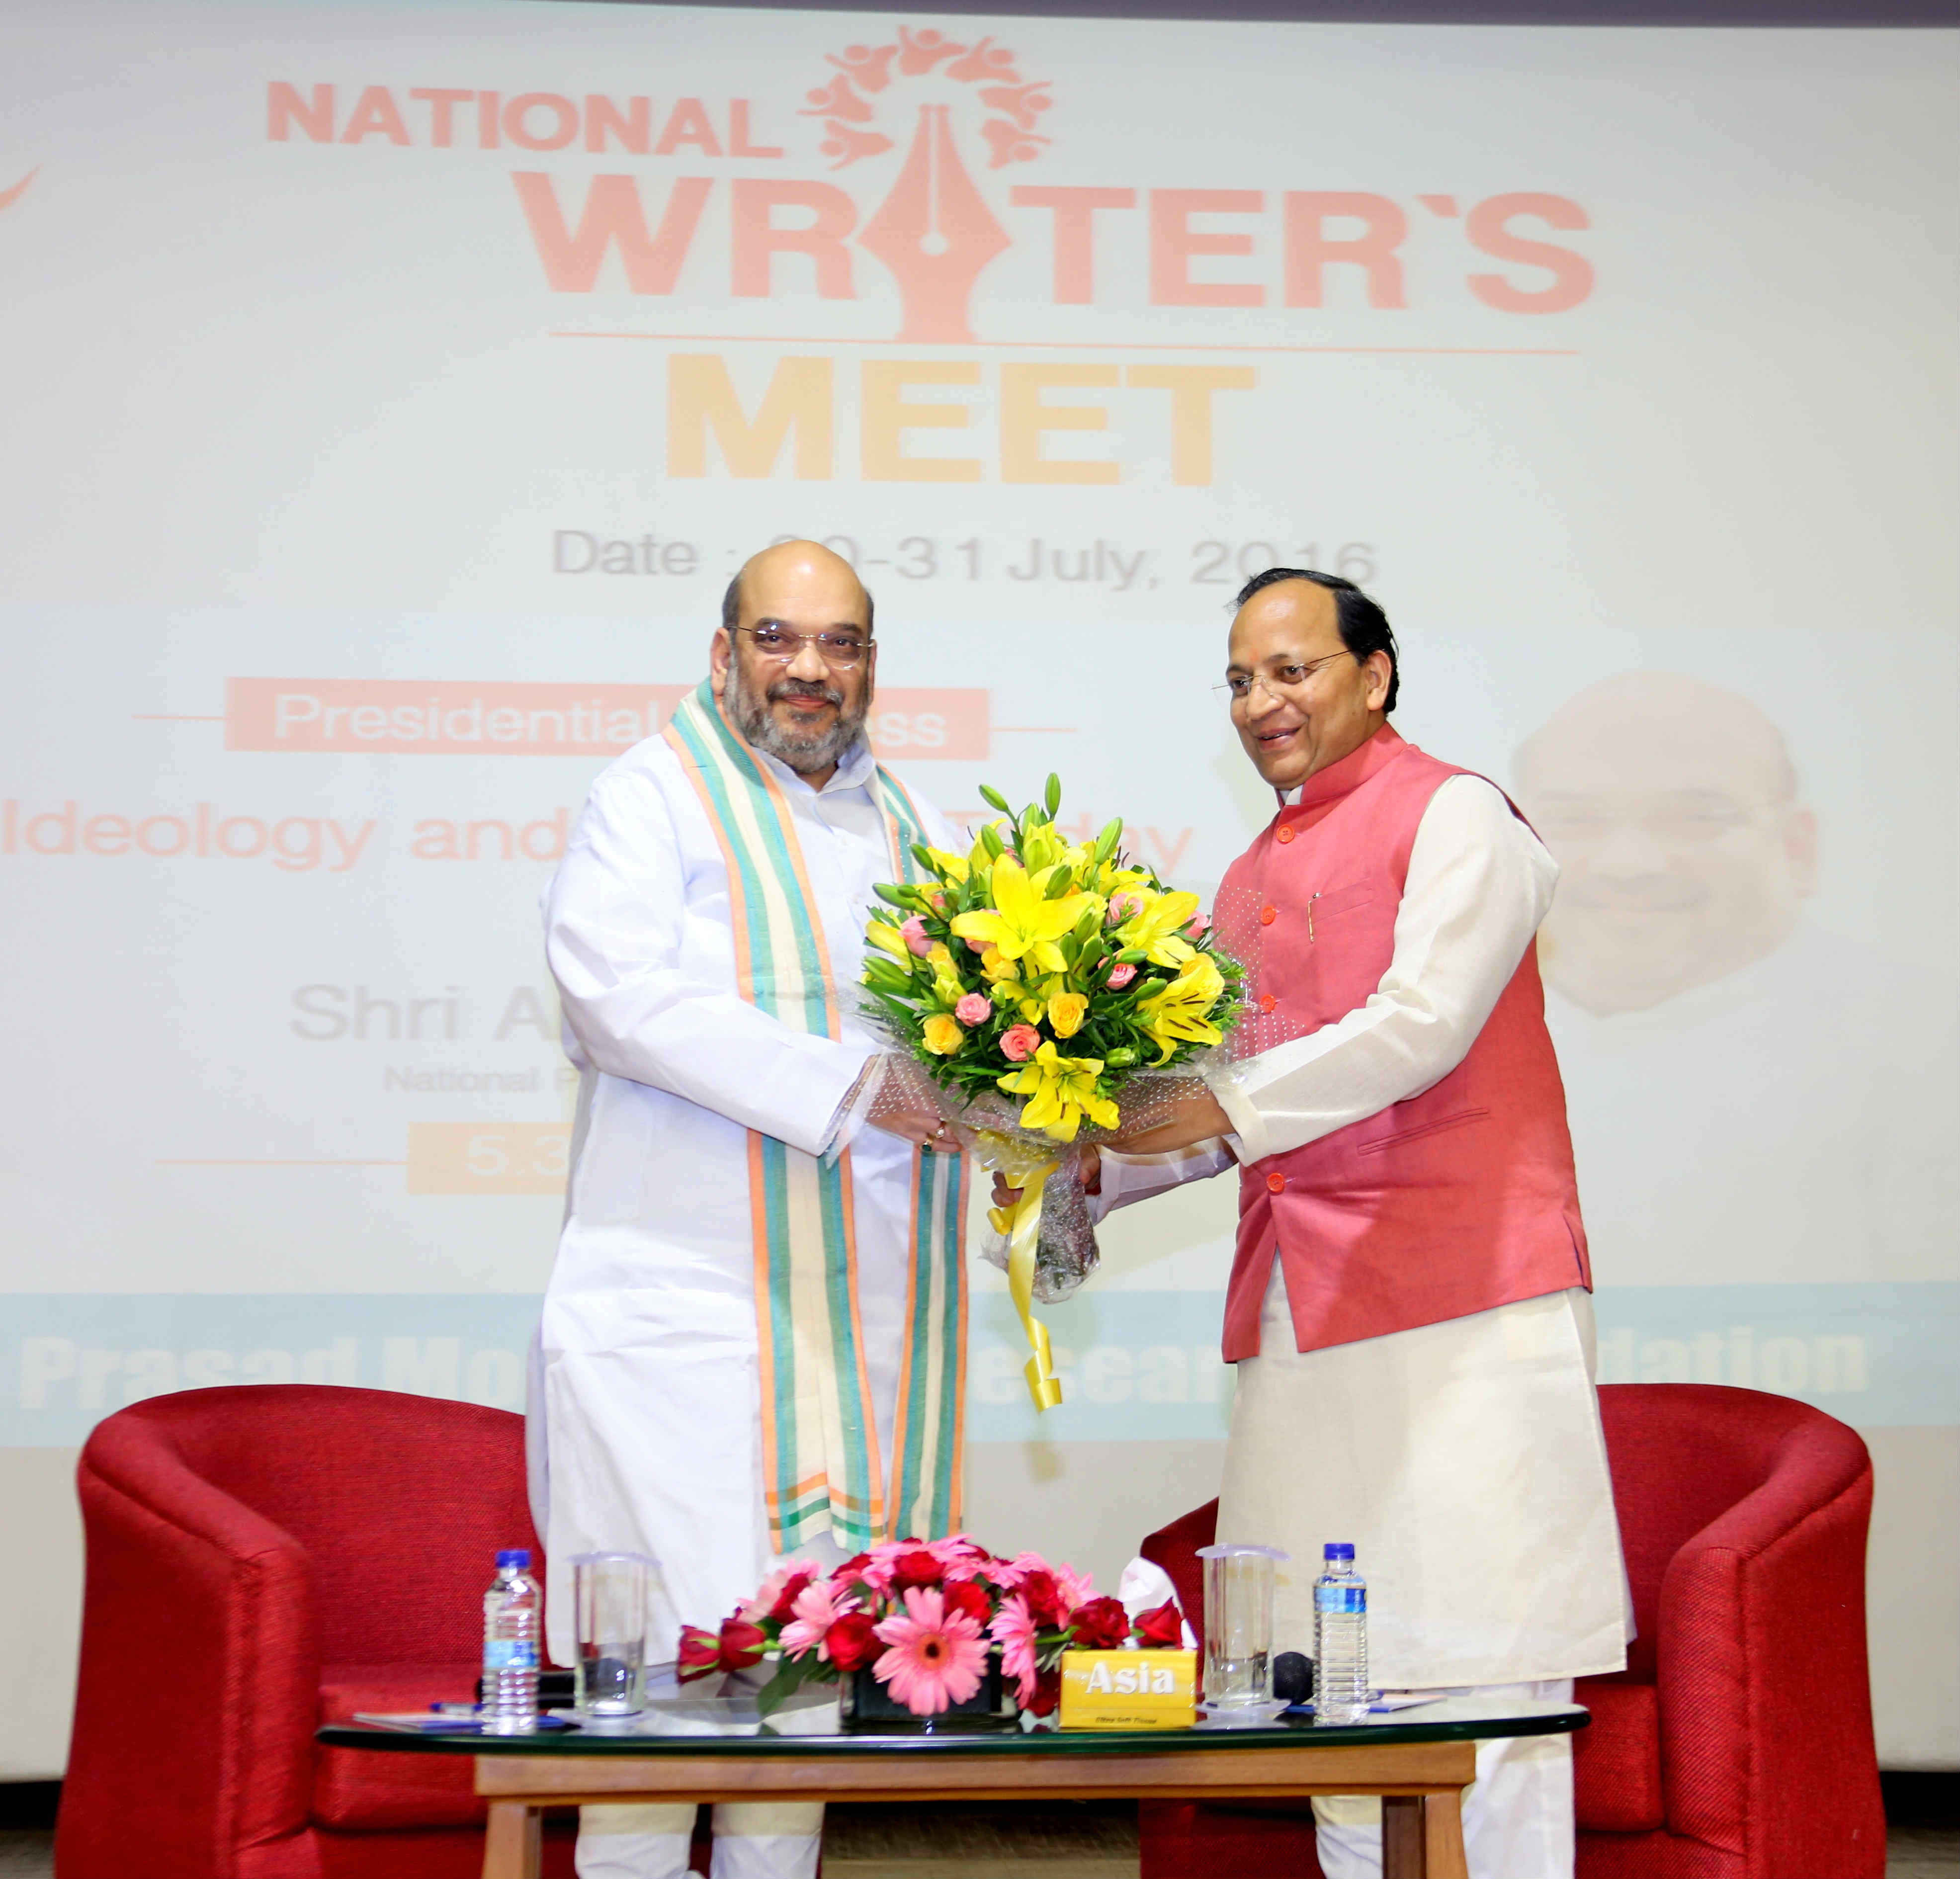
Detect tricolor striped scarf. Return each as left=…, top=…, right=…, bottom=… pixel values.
left=664, top=680, right=966, bottom=1551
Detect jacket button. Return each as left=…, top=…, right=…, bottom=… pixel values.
left=1259, top=994, right=1277, bottom=1014
left=1276, top=825, right=1296, bottom=845
left=1259, top=905, right=1277, bottom=926
left=1267, top=1172, right=1287, bottom=1194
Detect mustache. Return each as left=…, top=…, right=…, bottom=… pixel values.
left=767, top=677, right=843, bottom=708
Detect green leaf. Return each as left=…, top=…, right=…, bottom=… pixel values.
left=1044, top=773, right=1062, bottom=817
left=978, top=784, right=1012, bottom=815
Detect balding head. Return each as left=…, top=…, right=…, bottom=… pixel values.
left=711, top=539, right=877, bottom=789
left=722, top=539, right=873, bottom=639
left=1515, top=674, right=1815, bottom=1016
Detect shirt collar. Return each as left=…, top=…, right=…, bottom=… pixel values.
left=1276, top=722, right=1406, bottom=810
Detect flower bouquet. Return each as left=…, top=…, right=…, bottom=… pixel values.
left=677, top=1534, right=1186, bottom=1723
left=859, top=777, right=1242, bottom=1406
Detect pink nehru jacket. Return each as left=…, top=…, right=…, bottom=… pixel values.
left=1219, top=724, right=1589, bottom=1363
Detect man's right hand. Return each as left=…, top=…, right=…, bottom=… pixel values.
left=861, top=1054, right=955, bottom=1150
left=992, top=1146, right=1101, bottom=1211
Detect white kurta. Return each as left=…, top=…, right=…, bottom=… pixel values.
left=529, top=730, right=960, bottom=1666
left=1100, top=776, right=1631, bottom=1688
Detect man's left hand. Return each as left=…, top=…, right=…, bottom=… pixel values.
left=1107, top=1089, right=1234, bottom=1157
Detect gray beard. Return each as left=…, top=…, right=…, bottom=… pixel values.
left=724, top=659, right=869, bottom=775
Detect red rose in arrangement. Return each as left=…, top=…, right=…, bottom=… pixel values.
left=1026, top=1665, right=1064, bottom=1717
left=825, top=1611, right=881, bottom=1672
left=1133, top=1600, right=1185, bottom=1647
left=717, top=1617, right=767, bottom=1671
left=767, top=1572, right=813, bottom=1623
left=890, top=1548, right=944, bottom=1591
left=676, top=1616, right=768, bottom=1682
left=1068, top=1596, right=1130, bottom=1650
left=942, top=1580, right=991, bottom=1627
left=676, top=1624, right=722, bottom=1683
left=1018, top=1570, right=1065, bottom=1628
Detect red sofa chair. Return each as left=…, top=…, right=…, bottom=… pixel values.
left=1135, top=1384, right=1886, bottom=1879
left=57, top=1385, right=584, bottom=1879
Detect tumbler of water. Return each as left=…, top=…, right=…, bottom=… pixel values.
left=1195, top=1542, right=1288, bottom=1713
left=571, top=1551, right=656, bottom=1716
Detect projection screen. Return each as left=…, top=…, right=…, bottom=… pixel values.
left=0, top=0, right=1954, bottom=1774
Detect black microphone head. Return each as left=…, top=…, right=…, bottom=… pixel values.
left=1273, top=1651, right=1314, bottom=1705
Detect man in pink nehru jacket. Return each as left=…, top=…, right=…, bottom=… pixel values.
left=1094, top=569, right=1630, bottom=1879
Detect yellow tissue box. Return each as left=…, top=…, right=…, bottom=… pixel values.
left=1057, top=1648, right=1198, bottom=1730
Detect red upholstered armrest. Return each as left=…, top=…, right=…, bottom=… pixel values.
left=61, top=1414, right=321, bottom=1877
left=1655, top=1417, right=1883, bottom=1875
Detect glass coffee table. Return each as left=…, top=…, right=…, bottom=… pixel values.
left=319, top=1679, right=1587, bottom=1879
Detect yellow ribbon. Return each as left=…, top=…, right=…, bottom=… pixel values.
left=981, top=1131, right=1065, bottom=1412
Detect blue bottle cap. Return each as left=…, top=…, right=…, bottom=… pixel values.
left=496, top=1548, right=531, bottom=1569
left=1324, top=1542, right=1355, bottom=1560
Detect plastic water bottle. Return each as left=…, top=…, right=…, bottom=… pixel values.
left=482, top=1548, right=541, bottom=1734
left=1312, top=1543, right=1371, bottom=1725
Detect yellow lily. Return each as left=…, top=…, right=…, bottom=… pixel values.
left=1114, top=888, right=1202, bottom=968
left=925, top=847, right=969, bottom=884
left=1047, top=990, right=1089, bottom=1038
left=950, top=857, right=1098, bottom=976
left=1133, top=953, right=1227, bottom=1062
left=996, top=1041, right=1120, bottom=1143
left=867, top=921, right=910, bottom=961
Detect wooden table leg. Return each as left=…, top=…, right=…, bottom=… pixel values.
left=1380, top=1789, right=1469, bottom=1879
left=1423, top=1786, right=1469, bottom=1879
left=1382, top=1794, right=1425, bottom=1877
left=483, top=1798, right=542, bottom=1879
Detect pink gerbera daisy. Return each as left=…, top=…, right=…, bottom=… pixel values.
left=779, top=1577, right=856, bottom=1660
left=1053, top=1562, right=1096, bottom=1619
left=988, top=1591, right=1041, bottom=1707
left=871, top=1586, right=988, bottom=1715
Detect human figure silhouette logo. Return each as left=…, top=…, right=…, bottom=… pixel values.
left=801, top=27, right=1053, bottom=343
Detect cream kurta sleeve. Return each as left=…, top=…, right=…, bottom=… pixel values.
left=1096, top=775, right=1556, bottom=1205
left=545, top=759, right=875, bottom=1157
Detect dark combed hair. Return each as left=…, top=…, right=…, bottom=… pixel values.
left=722, top=570, right=875, bottom=636
left=1233, top=568, right=1399, bottom=712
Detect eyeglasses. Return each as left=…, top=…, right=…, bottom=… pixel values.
left=1215, top=651, right=1356, bottom=704
left=733, top=625, right=872, bottom=668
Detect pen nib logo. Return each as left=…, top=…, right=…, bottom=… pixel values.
left=802, top=27, right=1053, bottom=343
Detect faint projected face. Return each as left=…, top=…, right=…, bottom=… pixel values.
left=1515, top=677, right=1816, bottom=1016
left=712, top=542, right=874, bottom=783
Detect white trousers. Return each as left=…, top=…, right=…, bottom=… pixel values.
left=574, top=1802, right=822, bottom=1879
left=1313, top=1679, right=1575, bottom=1879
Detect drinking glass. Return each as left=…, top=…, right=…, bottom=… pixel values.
left=1195, top=1541, right=1288, bottom=1717
left=571, top=1552, right=656, bottom=1716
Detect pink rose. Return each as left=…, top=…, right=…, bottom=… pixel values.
left=954, top=993, right=992, bottom=1025
left=1185, top=912, right=1211, bottom=938
left=1106, top=892, right=1143, bottom=925
left=1000, top=1024, right=1041, bottom=1062
left=899, top=916, right=932, bottom=957
left=1106, top=962, right=1137, bottom=989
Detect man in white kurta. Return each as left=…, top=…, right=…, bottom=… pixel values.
left=530, top=542, right=961, bottom=1879
left=1095, top=570, right=1629, bottom=1879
